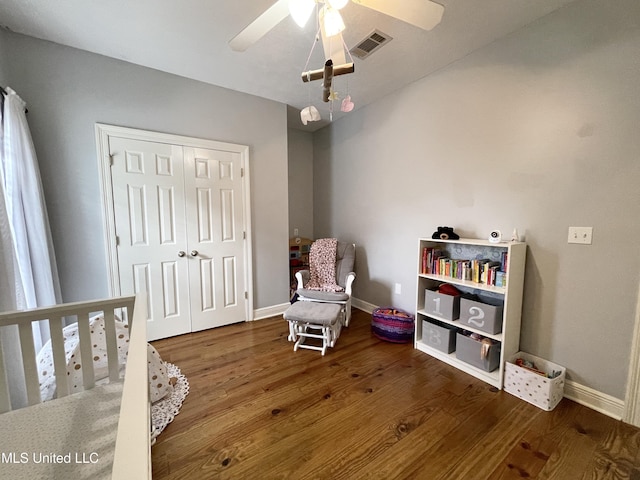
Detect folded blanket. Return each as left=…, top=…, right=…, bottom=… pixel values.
left=306, top=238, right=344, bottom=293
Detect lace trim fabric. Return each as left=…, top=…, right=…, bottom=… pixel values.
left=151, top=362, right=189, bottom=444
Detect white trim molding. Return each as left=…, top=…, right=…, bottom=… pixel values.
left=564, top=380, right=624, bottom=421
left=352, top=297, right=377, bottom=314
left=356, top=297, right=627, bottom=420
left=253, top=303, right=290, bottom=321
left=623, top=281, right=640, bottom=427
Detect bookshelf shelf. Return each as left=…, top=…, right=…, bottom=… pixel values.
left=415, top=237, right=526, bottom=389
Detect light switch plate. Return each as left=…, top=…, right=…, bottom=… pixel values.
left=568, top=226, right=593, bottom=245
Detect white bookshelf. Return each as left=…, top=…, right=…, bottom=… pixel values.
left=415, top=237, right=526, bottom=389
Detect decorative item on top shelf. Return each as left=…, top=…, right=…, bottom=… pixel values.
left=371, top=307, right=414, bottom=343
left=488, top=230, right=502, bottom=243
left=431, top=226, right=460, bottom=240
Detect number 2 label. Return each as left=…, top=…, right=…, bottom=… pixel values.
left=467, top=306, right=485, bottom=328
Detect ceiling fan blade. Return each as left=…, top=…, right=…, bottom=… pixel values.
left=319, top=11, right=348, bottom=65
left=229, top=0, right=290, bottom=52
left=352, top=0, right=444, bottom=31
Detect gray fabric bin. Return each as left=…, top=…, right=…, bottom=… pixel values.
left=424, top=290, right=460, bottom=320
left=422, top=320, right=457, bottom=353
left=456, top=333, right=500, bottom=372
left=459, top=298, right=503, bottom=334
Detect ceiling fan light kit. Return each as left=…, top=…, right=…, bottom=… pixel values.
left=322, top=7, right=346, bottom=37
left=229, top=0, right=446, bottom=124
left=327, top=0, right=349, bottom=10
left=289, top=0, right=315, bottom=28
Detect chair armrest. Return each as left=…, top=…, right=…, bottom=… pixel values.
left=295, top=270, right=310, bottom=290
left=344, top=272, right=356, bottom=296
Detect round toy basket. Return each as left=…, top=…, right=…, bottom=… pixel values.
left=371, top=307, right=415, bottom=343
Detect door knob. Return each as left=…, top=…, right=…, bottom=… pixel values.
left=177, top=251, right=186, bottom=257
left=190, top=250, right=198, bottom=257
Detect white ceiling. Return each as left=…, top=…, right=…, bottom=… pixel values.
left=0, top=0, right=577, bottom=131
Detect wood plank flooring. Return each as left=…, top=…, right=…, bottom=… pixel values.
left=150, top=309, right=640, bottom=479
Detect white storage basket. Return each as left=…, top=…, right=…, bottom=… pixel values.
left=504, top=352, right=565, bottom=411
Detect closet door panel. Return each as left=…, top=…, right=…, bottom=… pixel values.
left=109, top=137, right=191, bottom=340
left=184, top=147, right=246, bottom=331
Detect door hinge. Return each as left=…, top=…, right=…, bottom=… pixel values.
left=243, top=231, right=246, bottom=240
left=108, top=154, right=114, bottom=166
left=241, top=167, right=244, bottom=177
left=115, top=235, right=120, bottom=246
left=244, top=291, right=248, bottom=300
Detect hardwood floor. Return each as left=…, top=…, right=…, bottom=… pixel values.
left=150, top=309, right=640, bottom=479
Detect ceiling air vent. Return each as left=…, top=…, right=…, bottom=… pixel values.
left=350, top=29, right=393, bottom=60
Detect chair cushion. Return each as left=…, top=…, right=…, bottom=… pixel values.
left=335, top=242, right=355, bottom=288
left=296, top=288, right=350, bottom=302
left=284, top=302, right=342, bottom=325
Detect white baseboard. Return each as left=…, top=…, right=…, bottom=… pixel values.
left=252, top=302, right=290, bottom=321
left=563, top=379, right=624, bottom=420
left=253, top=298, right=626, bottom=421
left=352, top=297, right=377, bottom=314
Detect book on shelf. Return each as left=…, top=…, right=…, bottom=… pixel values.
left=481, top=261, right=501, bottom=284
left=421, top=243, right=509, bottom=287
left=500, top=251, right=508, bottom=273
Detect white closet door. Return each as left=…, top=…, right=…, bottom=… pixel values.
left=184, top=147, right=247, bottom=331
left=109, top=137, right=191, bottom=340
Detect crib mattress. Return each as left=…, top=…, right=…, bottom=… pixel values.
left=0, top=380, right=124, bottom=480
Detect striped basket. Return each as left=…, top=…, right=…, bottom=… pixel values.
left=371, top=307, right=415, bottom=343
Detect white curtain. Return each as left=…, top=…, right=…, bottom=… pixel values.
left=0, top=87, right=61, bottom=407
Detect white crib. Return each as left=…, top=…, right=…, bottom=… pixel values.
left=0, top=294, right=150, bottom=480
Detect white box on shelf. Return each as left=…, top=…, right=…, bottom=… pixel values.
left=504, top=352, right=566, bottom=411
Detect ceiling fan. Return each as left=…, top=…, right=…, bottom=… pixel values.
left=229, top=0, right=445, bottom=64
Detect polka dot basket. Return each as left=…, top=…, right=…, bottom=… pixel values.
left=504, top=351, right=566, bottom=411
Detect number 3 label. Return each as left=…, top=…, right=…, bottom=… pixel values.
left=467, top=306, right=485, bottom=328
left=427, top=327, right=442, bottom=345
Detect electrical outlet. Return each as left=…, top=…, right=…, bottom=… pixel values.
left=294, top=228, right=299, bottom=236
left=394, top=283, right=402, bottom=295
left=568, top=226, right=593, bottom=245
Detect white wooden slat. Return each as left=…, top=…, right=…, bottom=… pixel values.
left=103, top=309, right=120, bottom=382
left=0, top=337, right=12, bottom=413
left=18, top=322, right=41, bottom=406
left=49, top=315, right=69, bottom=398
left=112, top=292, right=151, bottom=479
left=0, top=295, right=137, bottom=327
left=76, top=313, right=95, bottom=390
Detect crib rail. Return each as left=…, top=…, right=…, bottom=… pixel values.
left=0, top=293, right=150, bottom=478
left=112, top=292, right=151, bottom=479
left=0, top=295, right=136, bottom=412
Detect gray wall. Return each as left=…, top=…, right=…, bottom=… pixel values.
left=288, top=127, right=314, bottom=240
left=0, top=29, right=7, bottom=85
left=1, top=32, right=290, bottom=310
left=313, top=0, right=640, bottom=399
